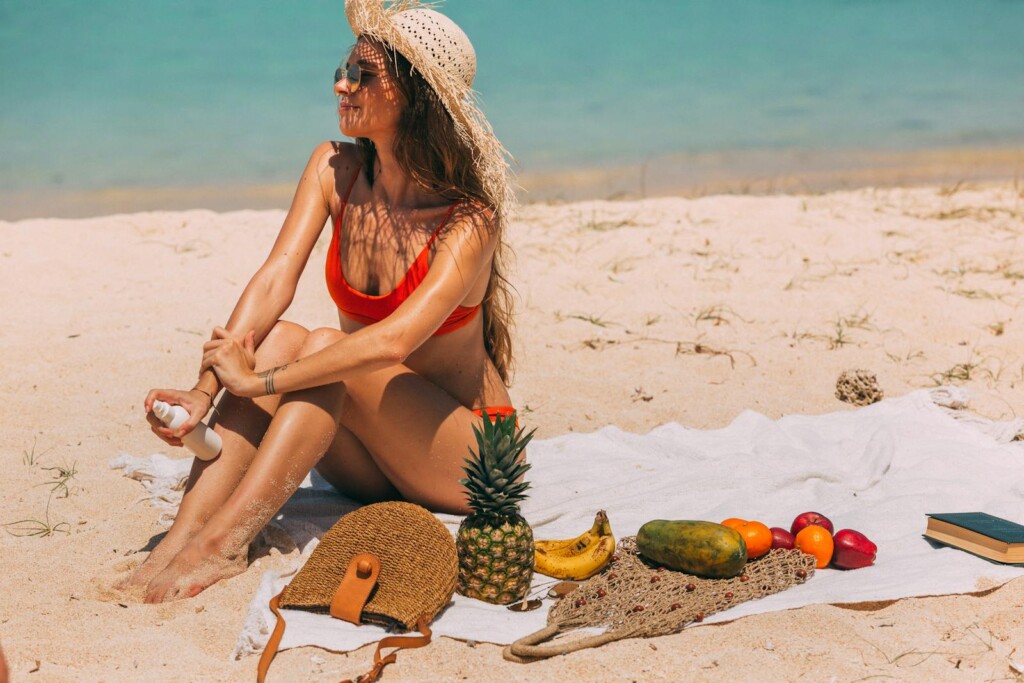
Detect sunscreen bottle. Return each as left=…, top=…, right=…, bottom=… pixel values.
left=152, top=400, right=223, bottom=461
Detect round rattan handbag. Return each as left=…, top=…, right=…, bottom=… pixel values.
left=257, top=501, right=457, bottom=683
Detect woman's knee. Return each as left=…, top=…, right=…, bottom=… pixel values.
left=256, top=320, right=310, bottom=369
left=298, top=327, right=348, bottom=357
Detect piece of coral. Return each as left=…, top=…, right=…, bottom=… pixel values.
left=835, top=369, right=883, bottom=406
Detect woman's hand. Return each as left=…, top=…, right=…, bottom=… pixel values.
left=200, top=327, right=261, bottom=398
left=144, top=388, right=214, bottom=446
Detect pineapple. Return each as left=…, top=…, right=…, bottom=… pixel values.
left=456, top=411, right=535, bottom=604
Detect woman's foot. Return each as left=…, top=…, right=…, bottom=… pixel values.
left=144, top=534, right=248, bottom=603
left=116, top=526, right=199, bottom=591
left=119, top=547, right=178, bottom=592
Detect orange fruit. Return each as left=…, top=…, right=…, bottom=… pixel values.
left=734, top=520, right=773, bottom=560
left=795, top=524, right=834, bottom=568
left=719, top=519, right=772, bottom=559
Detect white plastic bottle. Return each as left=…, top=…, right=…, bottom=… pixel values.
left=152, top=400, right=223, bottom=461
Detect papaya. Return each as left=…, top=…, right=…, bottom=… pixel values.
left=636, top=520, right=747, bottom=578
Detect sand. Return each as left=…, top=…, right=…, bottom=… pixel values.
left=2, top=181, right=1024, bottom=681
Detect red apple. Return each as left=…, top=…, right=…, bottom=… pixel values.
left=790, top=511, right=834, bottom=537
left=831, top=529, right=877, bottom=569
left=770, top=527, right=795, bottom=549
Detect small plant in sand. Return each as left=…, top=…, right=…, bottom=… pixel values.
left=643, top=314, right=662, bottom=327
left=5, top=456, right=78, bottom=538
left=574, top=330, right=758, bottom=369
left=827, top=319, right=854, bottom=350
left=39, top=462, right=78, bottom=499
left=693, top=304, right=732, bottom=327
left=822, top=310, right=879, bottom=351
left=555, top=310, right=616, bottom=328
left=574, top=208, right=638, bottom=233
left=581, top=337, right=617, bottom=351
left=604, top=256, right=639, bottom=274
left=4, top=486, right=71, bottom=538
left=456, top=412, right=536, bottom=605
left=932, top=361, right=978, bottom=384
left=21, top=438, right=53, bottom=467
left=631, top=386, right=654, bottom=402
left=884, top=347, right=926, bottom=365
left=950, top=287, right=1001, bottom=302
left=571, top=313, right=614, bottom=328
left=839, top=310, right=876, bottom=332
left=929, top=351, right=1005, bottom=386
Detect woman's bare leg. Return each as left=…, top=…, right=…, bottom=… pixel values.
left=144, top=328, right=356, bottom=602
left=334, top=364, right=484, bottom=514
left=144, top=326, right=503, bottom=601
left=123, top=321, right=309, bottom=589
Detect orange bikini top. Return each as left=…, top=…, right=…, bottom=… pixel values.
left=325, top=169, right=481, bottom=335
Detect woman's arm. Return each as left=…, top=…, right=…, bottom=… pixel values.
left=147, top=142, right=347, bottom=432
left=204, top=205, right=498, bottom=397
left=220, top=142, right=344, bottom=335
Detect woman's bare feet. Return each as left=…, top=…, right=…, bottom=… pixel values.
left=116, top=524, right=201, bottom=591
left=144, top=534, right=248, bottom=603
left=119, top=549, right=176, bottom=592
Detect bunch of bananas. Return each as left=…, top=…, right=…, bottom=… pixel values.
left=534, top=510, right=615, bottom=580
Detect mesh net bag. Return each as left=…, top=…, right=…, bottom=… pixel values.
left=504, top=537, right=816, bottom=661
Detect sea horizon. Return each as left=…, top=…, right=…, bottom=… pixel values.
left=2, top=144, right=1022, bottom=221
left=2, top=0, right=1023, bottom=219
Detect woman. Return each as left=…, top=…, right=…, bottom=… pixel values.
left=127, top=1, right=519, bottom=603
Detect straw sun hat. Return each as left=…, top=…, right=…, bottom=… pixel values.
left=344, top=0, right=516, bottom=221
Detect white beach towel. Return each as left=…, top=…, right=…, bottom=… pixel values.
left=111, top=387, right=1024, bottom=661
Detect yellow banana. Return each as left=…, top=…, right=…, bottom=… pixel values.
left=535, top=535, right=616, bottom=580
left=534, top=510, right=612, bottom=556
left=534, top=511, right=616, bottom=580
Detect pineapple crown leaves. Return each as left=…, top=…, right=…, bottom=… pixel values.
left=459, top=411, right=535, bottom=515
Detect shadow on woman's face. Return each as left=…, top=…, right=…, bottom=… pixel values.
left=335, top=38, right=405, bottom=141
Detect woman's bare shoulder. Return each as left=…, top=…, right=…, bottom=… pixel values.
left=449, top=200, right=497, bottom=233
left=434, top=201, right=499, bottom=262
left=308, top=141, right=360, bottom=174
left=306, top=142, right=361, bottom=204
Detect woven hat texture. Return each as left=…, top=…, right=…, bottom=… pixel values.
left=344, top=0, right=516, bottom=223
left=280, top=501, right=457, bottom=631
left=390, top=8, right=476, bottom=87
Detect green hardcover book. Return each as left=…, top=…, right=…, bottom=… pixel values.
left=924, top=512, right=1024, bottom=564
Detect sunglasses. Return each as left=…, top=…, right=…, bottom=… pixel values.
left=334, top=62, right=371, bottom=92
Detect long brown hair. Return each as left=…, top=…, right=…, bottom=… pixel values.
left=355, top=44, right=515, bottom=384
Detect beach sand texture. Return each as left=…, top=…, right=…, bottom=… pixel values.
left=2, top=183, right=1024, bottom=681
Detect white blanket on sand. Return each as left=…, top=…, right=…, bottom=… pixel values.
left=111, top=387, right=1024, bottom=661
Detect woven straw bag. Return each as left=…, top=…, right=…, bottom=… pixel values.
left=257, top=501, right=457, bottom=682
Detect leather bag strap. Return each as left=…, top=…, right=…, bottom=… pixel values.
left=342, top=615, right=434, bottom=683
left=256, top=591, right=287, bottom=683
left=330, top=553, right=380, bottom=623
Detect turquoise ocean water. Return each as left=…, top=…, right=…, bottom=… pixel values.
left=1, top=0, right=1023, bottom=214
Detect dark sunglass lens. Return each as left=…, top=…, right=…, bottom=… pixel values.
left=335, top=64, right=361, bottom=91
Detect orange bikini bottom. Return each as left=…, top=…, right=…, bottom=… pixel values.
left=472, top=406, right=517, bottom=423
